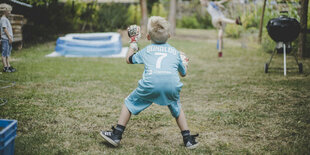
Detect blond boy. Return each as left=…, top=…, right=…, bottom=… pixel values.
left=0, top=3, right=15, bottom=72
left=99, top=16, right=198, bottom=149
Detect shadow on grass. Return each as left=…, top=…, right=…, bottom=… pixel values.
left=99, top=141, right=118, bottom=148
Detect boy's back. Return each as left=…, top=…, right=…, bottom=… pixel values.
left=100, top=16, right=198, bottom=149
left=132, top=43, right=186, bottom=105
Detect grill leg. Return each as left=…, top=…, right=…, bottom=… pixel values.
left=283, top=43, right=286, bottom=76
left=267, top=48, right=277, bottom=65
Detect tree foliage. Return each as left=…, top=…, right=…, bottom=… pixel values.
left=96, top=4, right=129, bottom=32
left=19, top=0, right=57, bottom=6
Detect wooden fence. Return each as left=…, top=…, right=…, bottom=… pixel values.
left=8, top=14, right=26, bottom=49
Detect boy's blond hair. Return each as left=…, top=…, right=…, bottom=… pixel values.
left=147, top=16, right=170, bottom=44
left=0, top=3, right=12, bottom=13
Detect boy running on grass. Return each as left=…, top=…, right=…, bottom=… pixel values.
left=0, top=3, right=16, bottom=73
left=200, top=0, right=242, bottom=57
left=100, top=16, right=198, bottom=149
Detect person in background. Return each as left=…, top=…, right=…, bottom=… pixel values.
left=200, top=0, right=242, bottom=57
left=0, top=3, right=16, bottom=73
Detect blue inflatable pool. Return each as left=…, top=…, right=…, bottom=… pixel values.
left=55, top=33, right=122, bottom=57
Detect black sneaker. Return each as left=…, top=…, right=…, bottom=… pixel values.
left=9, top=66, right=16, bottom=72
left=236, top=16, right=242, bottom=25
left=100, top=126, right=122, bottom=147
left=182, top=131, right=199, bottom=149
left=3, top=67, right=11, bottom=73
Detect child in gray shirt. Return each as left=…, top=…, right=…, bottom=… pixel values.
left=0, top=3, right=15, bottom=73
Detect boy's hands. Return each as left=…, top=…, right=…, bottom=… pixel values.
left=180, top=52, right=189, bottom=67
left=9, top=37, right=12, bottom=44
left=3, top=28, right=13, bottom=44
left=126, top=25, right=141, bottom=63
left=127, top=25, right=141, bottom=51
left=129, top=42, right=138, bottom=51
left=127, top=25, right=141, bottom=43
left=179, top=51, right=189, bottom=77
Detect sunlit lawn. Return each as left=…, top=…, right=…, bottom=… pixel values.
left=1, top=29, right=310, bottom=154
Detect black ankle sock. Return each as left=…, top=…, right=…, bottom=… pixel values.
left=181, top=130, right=190, bottom=137
left=116, top=124, right=126, bottom=133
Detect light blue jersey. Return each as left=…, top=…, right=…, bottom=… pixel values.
left=125, top=43, right=186, bottom=118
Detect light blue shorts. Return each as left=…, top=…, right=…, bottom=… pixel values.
left=125, top=90, right=181, bottom=118
left=1, top=39, right=12, bottom=57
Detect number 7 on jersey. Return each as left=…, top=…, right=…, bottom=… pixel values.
left=155, top=53, right=167, bottom=69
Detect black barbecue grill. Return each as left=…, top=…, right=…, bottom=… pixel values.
left=264, top=12, right=303, bottom=75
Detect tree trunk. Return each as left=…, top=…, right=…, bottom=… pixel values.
left=140, top=0, right=148, bottom=37
left=298, top=0, right=309, bottom=58
left=168, top=0, right=177, bottom=36
left=258, top=0, right=267, bottom=44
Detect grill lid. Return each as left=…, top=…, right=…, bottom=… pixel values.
left=266, top=16, right=300, bottom=42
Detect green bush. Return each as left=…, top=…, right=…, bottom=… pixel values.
left=22, top=1, right=79, bottom=44
left=151, top=3, right=167, bottom=17
left=96, top=4, right=129, bottom=32
left=177, top=15, right=201, bottom=29
left=261, top=29, right=276, bottom=53
left=195, top=12, right=212, bottom=29
left=127, top=4, right=141, bottom=25
left=175, top=3, right=212, bottom=29
left=241, top=11, right=259, bottom=29
left=73, top=1, right=99, bottom=31
left=225, top=24, right=243, bottom=38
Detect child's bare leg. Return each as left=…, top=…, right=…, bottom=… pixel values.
left=177, top=108, right=199, bottom=148
left=218, top=28, right=224, bottom=51
left=117, top=104, right=131, bottom=126
left=100, top=104, right=130, bottom=146
left=6, top=57, right=10, bottom=67
left=220, top=17, right=236, bottom=24
left=2, top=56, right=7, bottom=67
left=218, top=27, right=224, bottom=57
left=176, top=108, right=189, bottom=131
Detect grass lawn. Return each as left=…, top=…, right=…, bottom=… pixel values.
left=1, top=29, right=310, bottom=154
